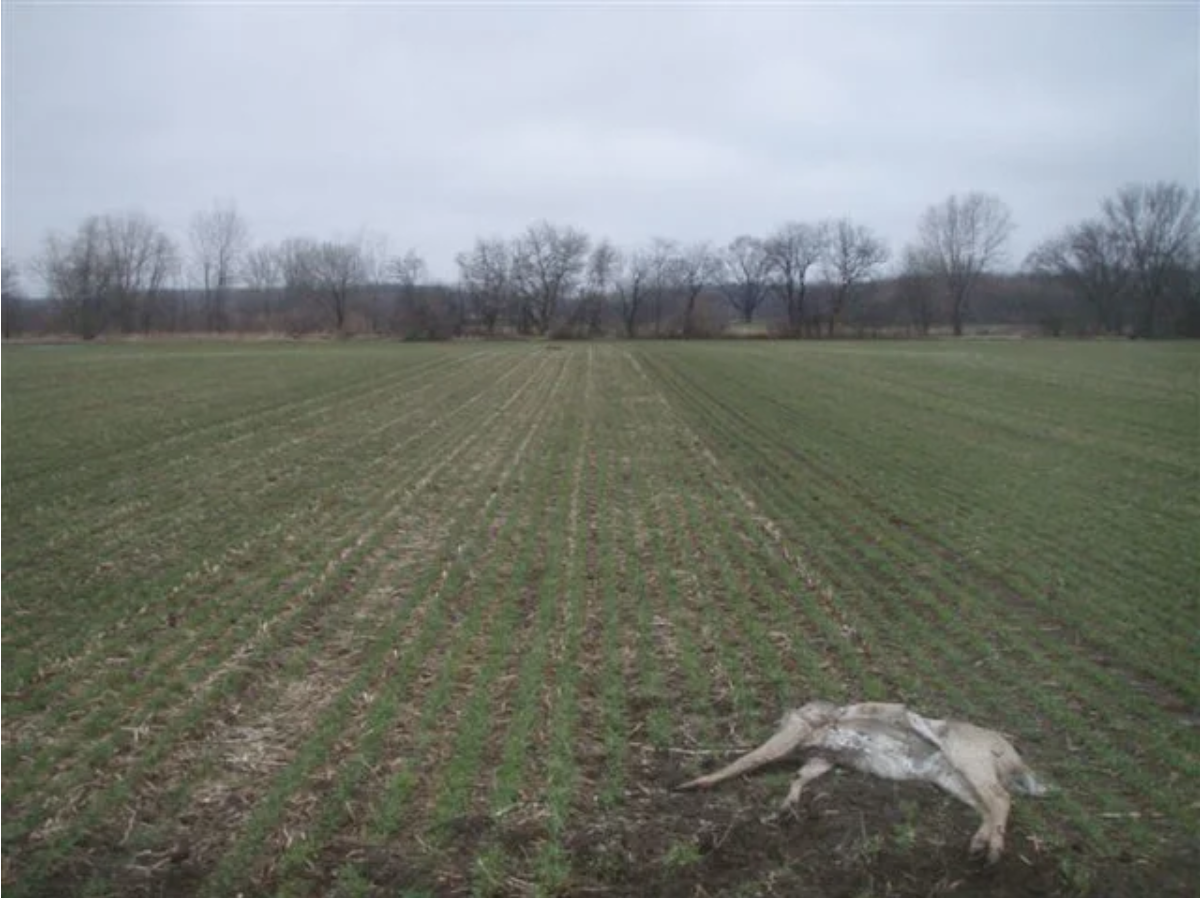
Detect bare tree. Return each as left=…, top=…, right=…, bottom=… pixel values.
left=36, top=218, right=108, bottom=338
left=2, top=250, right=25, bottom=338
left=917, top=193, right=1014, bottom=336
left=145, top=232, right=180, bottom=331
left=895, top=245, right=938, bottom=336
left=313, top=241, right=366, bottom=332
left=1025, top=220, right=1129, bottom=334
left=823, top=219, right=889, bottom=336
left=389, top=248, right=430, bottom=336
left=104, top=213, right=178, bottom=332
left=764, top=222, right=826, bottom=335
left=617, top=247, right=652, bottom=338
left=1102, top=182, right=1200, bottom=337
left=457, top=237, right=510, bottom=335
left=721, top=235, right=772, bottom=325
left=672, top=242, right=722, bottom=336
left=36, top=213, right=178, bottom=338
left=355, top=233, right=390, bottom=333
left=390, top=249, right=426, bottom=293
left=189, top=202, right=249, bottom=332
left=276, top=237, right=320, bottom=330
left=244, top=244, right=282, bottom=330
left=273, top=237, right=369, bottom=332
left=510, top=221, right=590, bottom=334
left=646, top=237, right=679, bottom=335
left=582, top=238, right=620, bottom=336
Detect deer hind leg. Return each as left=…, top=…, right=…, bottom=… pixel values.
left=956, top=753, right=1014, bottom=864
left=930, top=767, right=1006, bottom=861
left=775, top=756, right=834, bottom=819
left=973, top=783, right=1011, bottom=864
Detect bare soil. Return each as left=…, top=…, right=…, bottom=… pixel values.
left=556, top=755, right=1193, bottom=898
left=41, top=753, right=1193, bottom=898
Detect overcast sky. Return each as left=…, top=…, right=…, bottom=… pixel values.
left=3, top=2, right=1197, bottom=285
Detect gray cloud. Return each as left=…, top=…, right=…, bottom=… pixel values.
left=3, top=3, right=1197, bottom=283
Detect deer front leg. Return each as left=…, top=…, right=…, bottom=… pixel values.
left=772, top=756, right=834, bottom=821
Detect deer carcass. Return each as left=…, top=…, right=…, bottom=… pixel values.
left=676, top=701, right=1049, bottom=863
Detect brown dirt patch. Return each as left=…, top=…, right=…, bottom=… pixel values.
left=259, top=751, right=1199, bottom=898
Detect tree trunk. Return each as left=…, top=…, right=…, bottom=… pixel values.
left=684, top=290, right=699, bottom=336
left=334, top=293, right=346, bottom=332
left=951, top=288, right=966, bottom=336
left=1139, top=290, right=1159, bottom=338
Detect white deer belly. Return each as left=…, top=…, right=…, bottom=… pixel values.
left=816, top=721, right=945, bottom=782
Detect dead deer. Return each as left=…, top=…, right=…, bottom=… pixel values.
left=676, top=701, right=1050, bottom=863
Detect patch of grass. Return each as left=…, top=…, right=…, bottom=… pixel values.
left=3, top=339, right=1196, bottom=897
left=660, top=838, right=704, bottom=869
left=470, top=844, right=509, bottom=898
left=330, top=863, right=373, bottom=898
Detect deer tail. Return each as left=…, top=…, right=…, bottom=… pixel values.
left=1007, top=763, right=1053, bottom=797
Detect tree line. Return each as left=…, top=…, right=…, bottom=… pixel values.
left=3, top=181, right=1198, bottom=340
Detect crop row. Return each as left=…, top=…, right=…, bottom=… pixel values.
left=635, top=344, right=1198, bottom=854
left=3, top=348, right=562, bottom=894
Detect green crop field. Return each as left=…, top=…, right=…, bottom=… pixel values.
left=3, top=340, right=1197, bottom=897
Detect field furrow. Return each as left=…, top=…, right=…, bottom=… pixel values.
left=2, top=351, right=548, bottom=815
left=4, top=340, right=1196, bottom=898
left=635, top=344, right=1199, bottom=856
left=2, top=349, right=516, bottom=676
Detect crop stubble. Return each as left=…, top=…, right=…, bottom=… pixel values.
left=3, top=340, right=1197, bottom=897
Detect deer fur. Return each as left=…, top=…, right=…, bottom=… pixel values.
left=676, top=701, right=1049, bottom=863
